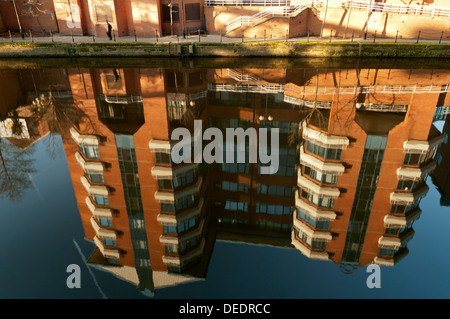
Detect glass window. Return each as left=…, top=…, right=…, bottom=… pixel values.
left=185, top=3, right=201, bottom=21
left=103, top=238, right=116, bottom=247
left=92, top=194, right=109, bottom=206
left=98, top=216, right=112, bottom=227
left=86, top=170, right=104, bottom=183
left=81, top=144, right=99, bottom=159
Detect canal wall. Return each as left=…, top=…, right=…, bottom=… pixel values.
left=0, top=42, right=449, bottom=58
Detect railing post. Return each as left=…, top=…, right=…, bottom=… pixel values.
left=307, top=30, right=309, bottom=42
left=373, top=30, right=376, bottom=43
left=134, top=29, right=137, bottom=42
left=93, top=34, right=95, bottom=42
left=264, top=29, right=266, bottom=42
left=439, top=31, right=443, bottom=44
left=416, top=30, right=420, bottom=43
left=8, top=30, right=13, bottom=43
left=351, top=31, right=354, bottom=42
left=220, top=30, right=222, bottom=43
left=30, top=30, right=33, bottom=43
left=286, top=29, right=288, bottom=42
left=395, top=30, right=398, bottom=43
left=242, top=30, right=244, bottom=43
left=156, top=29, right=158, bottom=42
left=198, top=29, right=201, bottom=42
left=50, top=31, right=53, bottom=42
left=71, top=30, right=74, bottom=43
left=113, top=30, right=116, bottom=42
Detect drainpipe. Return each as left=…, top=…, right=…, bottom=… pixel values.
left=343, top=0, right=353, bottom=39
left=12, top=0, right=24, bottom=39
left=320, top=0, right=329, bottom=38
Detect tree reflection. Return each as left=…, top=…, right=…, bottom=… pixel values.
left=0, top=137, right=36, bottom=203
left=31, top=90, right=94, bottom=160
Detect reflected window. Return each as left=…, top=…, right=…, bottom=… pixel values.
left=256, top=203, right=293, bottom=215
left=305, top=141, right=342, bottom=160
left=92, top=194, right=109, bottom=206
left=86, top=170, right=104, bottom=183
left=103, top=237, right=116, bottom=247
left=155, top=152, right=172, bottom=164
left=299, top=188, right=334, bottom=209
left=98, top=216, right=112, bottom=227
left=298, top=210, right=330, bottom=229
left=302, top=165, right=338, bottom=184
left=220, top=181, right=249, bottom=193
left=80, top=144, right=100, bottom=159
left=224, top=200, right=248, bottom=212
left=295, top=229, right=327, bottom=250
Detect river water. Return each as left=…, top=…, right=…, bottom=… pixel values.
left=0, top=58, right=448, bottom=299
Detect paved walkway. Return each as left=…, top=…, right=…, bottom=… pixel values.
left=1, top=33, right=449, bottom=45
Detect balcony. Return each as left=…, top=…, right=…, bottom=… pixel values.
left=75, top=152, right=104, bottom=172
left=295, top=193, right=336, bottom=221
left=291, top=231, right=330, bottom=261
left=384, top=209, right=421, bottom=228
left=93, top=236, right=120, bottom=260
left=397, top=161, right=436, bottom=180
left=85, top=197, right=113, bottom=218
left=390, top=185, right=429, bottom=205
left=151, top=163, right=199, bottom=180
left=297, top=175, right=340, bottom=198
left=293, top=213, right=332, bottom=241
left=154, top=177, right=203, bottom=204
left=302, top=124, right=349, bottom=149
left=374, top=248, right=409, bottom=267
left=160, top=219, right=205, bottom=245
left=90, top=217, right=117, bottom=241
left=403, top=136, right=444, bottom=154
left=70, top=127, right=100, bottom=146
left=80, top=176, right=109, bottom=197
left=162, top=238, right=206, bottom=267
left=299, top=148, right=345, bottom=175
left=157, top=198, right=204, bottom=224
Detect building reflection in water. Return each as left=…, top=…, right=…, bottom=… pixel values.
left=1, top=65, right=449, bottom=295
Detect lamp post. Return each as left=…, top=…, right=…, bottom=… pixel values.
left=168, top=1, right=178, bottom=36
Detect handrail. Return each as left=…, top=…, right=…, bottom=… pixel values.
left=224, top=0, right=450, bottom=32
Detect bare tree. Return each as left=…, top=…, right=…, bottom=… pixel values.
left=0, top=137, right=36, bottom=203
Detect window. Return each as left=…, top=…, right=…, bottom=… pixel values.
left=299, top=188, right=334, bottom=208
left=80, top=144, right=99, bottom=159
left=163, top=217, right=198, bottom=234
left=257, top=184, right=293, bottom=197
left=302, top=165, right=338, bottom=184
left=161, top=194, right=198, bottom=213
left=256, top=203, right=293, bottom=215
left=295, top=230, right=327, bottom=249
left=379, top=248, right=396, bottom=256
left=162, top=4, right=180, bottom=22
left=101, top=103, right=124, bottom=119
left=224, top=200, right=248, bottom=212
left=305, top=141, right=342, bottom=160
left=138, top=259, right=151, bottom=267
left=298, top=210, right=330, bottom=229
left=103, top=237, right=116, bottom=247
left=135, top=240, right=148, bottom=250
left=86, top=170, right=104, bottom=183
left=94, top=4, right=114, bottom=23
left=98, top=216, right=112, bottom=227
left=404, top=150, right=434, bottom=166
left=158, top=170, right=196, bottom=190
left=185, top=3, right=200, bottom=21
left=397, top=179, right=424, bottom=191
left=221, top=181, right=249, bottom=193
left=155, top=152, right=172, bottom=164
left=105, top=73, right=123, bottom=91
left=391, top=201, right=420, bottom=214
left=92, top=194, right=109, bottom=206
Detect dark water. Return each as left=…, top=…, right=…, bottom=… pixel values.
left=0, top=58, right=449, bottom=299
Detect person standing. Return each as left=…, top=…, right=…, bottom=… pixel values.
left=106, top=21, right=112, bottom=40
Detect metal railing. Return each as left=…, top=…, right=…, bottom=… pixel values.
left=224, top=0, right=450, bottom=33
left=100, top=94, right=143, bottom=104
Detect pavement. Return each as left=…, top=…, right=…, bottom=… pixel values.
left=1, top=33, right=449, bottom=45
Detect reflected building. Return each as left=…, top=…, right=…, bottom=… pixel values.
left=289, top=68, right=448, bottom=270
left=17, top=64, right=445, bottom=294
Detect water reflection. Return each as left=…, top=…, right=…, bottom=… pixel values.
left=0, top=65, right=449, bottom=296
